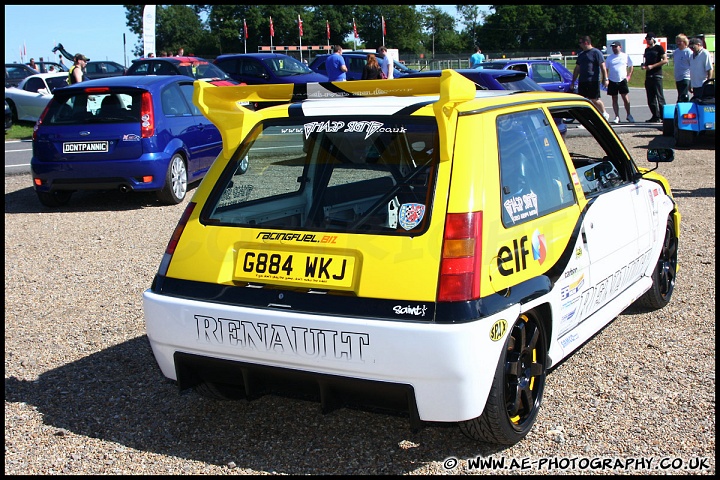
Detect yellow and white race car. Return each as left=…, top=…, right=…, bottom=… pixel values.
left=144, top=71, right=680, bottom=445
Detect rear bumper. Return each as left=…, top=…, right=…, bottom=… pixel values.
left=143, top=289, right=519, bottom=422
left=30, top=155, right=170, bottom=192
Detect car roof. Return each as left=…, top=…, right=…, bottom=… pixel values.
left=215, top=53, right=297, bottom=60
left=22, top=72, right=69, bottom=80
left=132, top=56, right=210, bottom=64
left=59, top=74, right=194, bottom=91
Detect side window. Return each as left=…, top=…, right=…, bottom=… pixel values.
left=550, top=105, right=634, bottom=197
left=161, top=84, right=192, bottom=116
left=241, top=60, right=263, bottom=77
left=179, top=83, right=203, bottom=116
left=534, top=64, right=560, bottom=83
left=216, top=59, right=237, bottom=75
left=314, top=59, right=327, bottom=73
left=130, top=62, right=150, bottom=75
left=24, top=77, right=45, bottom=93
left=510, top=64, right=528, bottom=74
left=498, top=110, right=575, bottom=227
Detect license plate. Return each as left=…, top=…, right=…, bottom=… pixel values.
left=63, top=141, right=109, bottom=154
left=235, top=249, right=356, bottom=289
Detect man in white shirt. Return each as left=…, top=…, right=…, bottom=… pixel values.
left=377, top=46, right=394, bottom=79
left=605, top=41, right=635, bottom=123
left=688, top=37, right=713, bottom=99
left=673, top=34, right=693, bottom=102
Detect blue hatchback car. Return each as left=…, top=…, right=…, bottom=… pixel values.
left=403, top=68, right=567, bottom=136
left=31, top=75, right=223, bottom=207
left=477, top=59, right=575, bottom=93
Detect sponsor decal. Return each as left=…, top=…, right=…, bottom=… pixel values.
left=560, top=333, right=579, bottom=348
left=196, top=314, right=369, bottom=362
left=571, top=171, right=580, bottom=185
left=560, top=297, right=582, bottom=325
left=256, top=231, right=337, bottom=244
left=703, top=106, right=714, bottom=112
left=503, top=192, right=538, bottom=222
left=398, top=203, right=425, bottom=230
left=303, top=120, right=407, bottom=140
left=393, top=304, right=428, bottom=316
left=531, top=229, right=547, bottom=265
left=560, top=273, right=585, bottom=300
left=497, top=231, right=546, bottom=276
left=489, top=319, right=508, bottom=341
left=564, top=267, right=578, bottom=279
left=575, top=247, right=583, bottom=259
left=122, top=134, right=141, bottom=142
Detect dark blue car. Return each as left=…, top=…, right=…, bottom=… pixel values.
left=477, top=59, right=575, bottom=93
left=213, top=53, right=329, bottom=85
left=403, top=69, right=567, bottom=136
left=31, top=75, right=223, bottom=207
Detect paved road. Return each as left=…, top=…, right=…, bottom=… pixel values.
left=3, top=87, right=679, bottom=176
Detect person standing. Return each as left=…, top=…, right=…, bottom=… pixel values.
left=325, top=45, right=347, bottom=81
left=673, top=34, right=693, bottom=102
left=641, top=32, right=668, bottom=122
left=28, top=58, right=39, bottom=72
left=67, top=53, right=88, bottom=85
left=361, top=53, right=383, bottom=79
left=688, top=37, right=714, bottom=99
left=377, top=46, right=394, bottom=79
left=176, top=47, right=185, bottom=57
left=605, top=42, right=635, bottom=123
left=469, top=45, right=485, bottom=68
left=570, top=35, right=610, bottom=119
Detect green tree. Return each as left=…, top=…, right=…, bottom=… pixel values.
left=419, top=6, right=464, bottom=56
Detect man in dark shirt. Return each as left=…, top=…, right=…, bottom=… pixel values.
left=641, top=32, right=668, bottom=122
left=570, top=35, right=610, bottom=120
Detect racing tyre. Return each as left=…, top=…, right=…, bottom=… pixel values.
left=157, top=153, right=187, bottom=204
left=459, top=311, right=547, bottom=445
left=662, top=118, right=673, bottom=136
left=7, top=100, right=19, bottom=123
left=634, top=216, right=678, bottom=310
left=36, top=190, right=73, bottom=207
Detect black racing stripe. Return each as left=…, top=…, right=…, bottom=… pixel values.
left=315, top=81, right=362, bottom=97
left=288, top=103, right=305, bottom=117
left=150, top=274, right=551, bottom=324
left=544, top=197, right=595, bottom=285
left=395, top=100, right=436, bottom=116
left=291, top=83, right=308, bottom=102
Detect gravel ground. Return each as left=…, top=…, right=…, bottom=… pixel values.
left=5, top=130, right=715, bottom=475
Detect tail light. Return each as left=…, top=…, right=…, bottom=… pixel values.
left=32, top=103, right=52, bottom=142
left=437, top=211, right=482, bottom=302
left=681, top=112, right=697, bottom=120
left=140, top=91, right=154, bottom=138
left=157, top=202, right=196, bottom=276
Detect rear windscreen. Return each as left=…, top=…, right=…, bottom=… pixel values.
left=42, top=90, right=141, bottom=126
left=202, top=117, right=439, bottom=235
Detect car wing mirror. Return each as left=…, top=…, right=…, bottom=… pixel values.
left=647, top=148, right=674, bottom=163
left=639, top=147, right=675, bottom=177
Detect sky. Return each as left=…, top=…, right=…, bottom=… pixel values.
left=5, top=5, right=487, bottom=66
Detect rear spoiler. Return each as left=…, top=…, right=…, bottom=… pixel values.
left=193, top=69, right=477, bottom=164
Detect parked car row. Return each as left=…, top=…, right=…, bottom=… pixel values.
left=6, top=60, right=127, bottom=88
